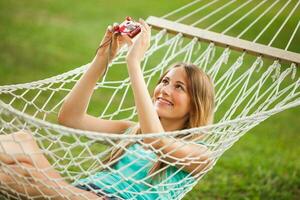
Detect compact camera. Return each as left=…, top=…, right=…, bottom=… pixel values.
left=114, top=16, right=141, bottom=38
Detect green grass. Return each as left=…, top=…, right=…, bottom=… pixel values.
left=0, top=0, right=299, bottom=199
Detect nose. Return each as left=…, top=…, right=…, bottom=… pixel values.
left=161, top=84, right=172, bottom=96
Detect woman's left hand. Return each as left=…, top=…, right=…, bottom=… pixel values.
left=125, top=19, right=151, bottom=65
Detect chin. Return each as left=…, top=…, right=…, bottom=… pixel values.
left=156, top=109, right=172, bottom=119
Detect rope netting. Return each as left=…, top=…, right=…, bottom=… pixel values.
left=161, top=0, right=300, bottom=53
left=0, top=0, right=299, bottom=199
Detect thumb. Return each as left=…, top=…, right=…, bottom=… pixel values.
left=103, top=25, right=114, bottom=39
left=99, top=25, right=113, bottom=47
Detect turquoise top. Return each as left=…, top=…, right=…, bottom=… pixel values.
left=75, top=143, right=195, bottom=199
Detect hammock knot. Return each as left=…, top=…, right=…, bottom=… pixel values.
left=191, top=37, right=198, bottom=44
left=178, top=33, right=184, bottom=48
left=50, top=136, right=59, bottom=142
left=222, top=48, right=231, bottom=65
left=290, top=63, right=297, bottom=80
left=161, top=29, right=167, bottom=35
left=271, top=60, right=281, bottom=81
left=231, top=53, right=244, bottom=71
left=177, top=32, right=184, bottom=38
left=208, top=43, right=216, bottom=63
left=193, top=40, right=202, bottom=56
left=255, top=56, right=264, bottom=72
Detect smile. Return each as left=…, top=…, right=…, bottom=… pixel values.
left=156, top=97, right=174, bottom=106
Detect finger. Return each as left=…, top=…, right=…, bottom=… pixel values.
left=139, top=19, right=146, bottom=30
left=139, top=18, right=150, bottom=31
left=112, top=32, right=119, bottom=44
left=104, top=25, right=114, bottom=38
left=140, top=22, right=148, bottom=32
left=120, top=34, right=133, bottom=46
left=107, top=25, right=113, bottom=33
left=99, top=25, right=114, bottom=47
left=138, top=20, right=151, bottom=37
left=113, top=22, right=120, bottom=32
left=110, top=32, right=120, bottom=55
left=140, top=25, right=150, bottom=37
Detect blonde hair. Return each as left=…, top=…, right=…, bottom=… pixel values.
left=102, top=62, right=215, bottom=177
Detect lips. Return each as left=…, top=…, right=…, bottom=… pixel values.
left=156, top=97, right=173, bottom=106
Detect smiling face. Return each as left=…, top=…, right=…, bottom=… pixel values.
left=153, top=66, right=191, bottom=124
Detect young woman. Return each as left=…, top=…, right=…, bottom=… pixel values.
left=0, top=19, right=214, bottom=199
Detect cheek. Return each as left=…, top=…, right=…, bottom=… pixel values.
left=174, top=93, right=190, bottom=109
left=153, top=85, right=161, bottom=98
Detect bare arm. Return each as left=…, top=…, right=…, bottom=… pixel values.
left=147, top=137, right=212, bottom=175
left=125, top=20, right=164, bottom=134
left=126, top=62, right=164, bottom=133
left=58, top=26, right=135, bottom=133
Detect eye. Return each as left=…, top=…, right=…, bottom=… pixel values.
left=161, top=79, right=169, bottom=85
left=175, top=84, right=184, bottom=91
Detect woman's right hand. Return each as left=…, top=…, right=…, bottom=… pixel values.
left=96, top=24, right=129, bottom=63
left=125, top=19, right=151, bottom=65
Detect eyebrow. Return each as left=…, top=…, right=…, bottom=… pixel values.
left=176, top=81, right=186, bottom=86
left=163, top=77, right=186, bottom=86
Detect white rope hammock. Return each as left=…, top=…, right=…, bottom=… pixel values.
left=0, top=0, right=300, bottom=199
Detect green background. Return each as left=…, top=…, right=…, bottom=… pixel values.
left=0, top=0, right=299, bottom=199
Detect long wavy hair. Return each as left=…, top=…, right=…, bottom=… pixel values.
left=102, top=62, right=215, bottom=177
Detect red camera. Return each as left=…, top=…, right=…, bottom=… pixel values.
left=114, top=17, right=141, bottom=38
